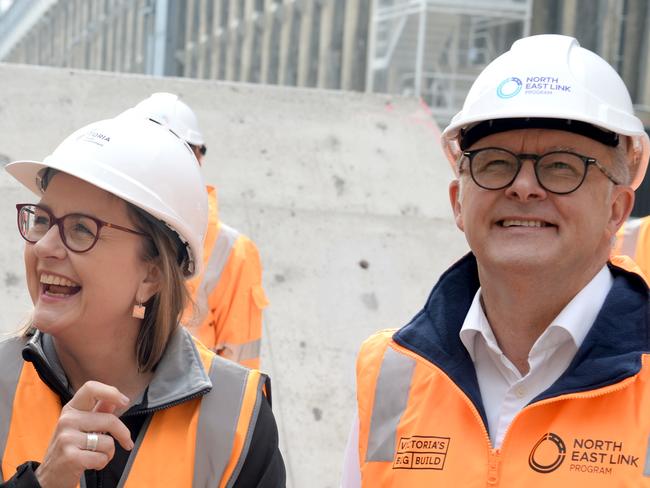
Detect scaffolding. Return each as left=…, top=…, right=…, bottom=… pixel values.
left=367, top=0, right=532, bottom=124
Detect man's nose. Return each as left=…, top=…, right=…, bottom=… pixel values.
left=504, top=159, right=548, bottom=201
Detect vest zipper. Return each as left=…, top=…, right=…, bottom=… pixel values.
left=445, top=370, right=503, bottom=486
left=393, top=342, right=504, bottom=485
left=121, top=387, right=211, bottom=417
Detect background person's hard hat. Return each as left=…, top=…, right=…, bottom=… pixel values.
left=5, top=113, right=208, bottom=278
left=134, top=92, right=205, bottom=147
left=441, top=34, right=650, bottom=189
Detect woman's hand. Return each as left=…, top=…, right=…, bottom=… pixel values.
left=34, top=381, right=135, bottom=488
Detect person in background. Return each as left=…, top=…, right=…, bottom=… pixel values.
left=0, top=111, right=284, bottom=487
left=611, top=214, right=650, bottom=281
left=133, top=93, right=269, bottom=369
left=343, top=34, right=650, bottom=486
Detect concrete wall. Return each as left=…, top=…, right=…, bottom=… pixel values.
left=0, top=63, right=469, bottom=487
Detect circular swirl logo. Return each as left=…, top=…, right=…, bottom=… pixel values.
left=528, top=432, right=566, bottom=474
left=496, top=77, right=523, bottom=99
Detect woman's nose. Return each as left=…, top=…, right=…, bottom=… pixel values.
left=32, top=225, right=67, bottom=259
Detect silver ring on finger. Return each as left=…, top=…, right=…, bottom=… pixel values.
left=85, top=432, right=99, bottom=452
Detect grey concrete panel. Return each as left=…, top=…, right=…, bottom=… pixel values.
left=0, top=63, right=469, bottom=487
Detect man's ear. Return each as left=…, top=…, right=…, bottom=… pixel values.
left=608, top=185, right=635, bottom=240
left=449, top=179, right=465, bottom=231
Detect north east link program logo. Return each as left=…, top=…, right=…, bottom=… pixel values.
left=496, top=77, right=523, bottom=99
left=497, top=75, right=572, bottom=98
left=529, top=432, right=567, bottom=473
left=529, top=432, right=640, bottom=476
left=393, top=435, right=450, bottom=470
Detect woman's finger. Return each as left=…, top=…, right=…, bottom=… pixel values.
left=67, top=381, right=129, bottom=412
left=73, top=448, right=112, bottom=472
left=69, top=412, right=133, bottom=451
left=77, top=431, right=116, bottom=459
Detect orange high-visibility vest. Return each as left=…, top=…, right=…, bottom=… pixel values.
left=185, top=186, right=269, bottom=368
left=0, top=333, right=266, bottom=487
left=356, top=330, right=650, bottom=487
left=612, top=216, right=650, bottom=283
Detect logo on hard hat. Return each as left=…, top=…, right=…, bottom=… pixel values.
left=496, top=77, right=523, bottom=99
left=529, top=432, right=566, bottom=474
left=78, top=130, right=111, bottom=147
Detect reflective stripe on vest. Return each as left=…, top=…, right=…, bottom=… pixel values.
left=194, top=356, right=265, bottom=488
left=194, top=224, right=240, bottom=325
left=215, top=338, right=262, bottom=364
left=0, top=338, right=26, bottom=482
left=0, top=338, right=264, bottom=486
left=366, top=346, right=415, bottom=462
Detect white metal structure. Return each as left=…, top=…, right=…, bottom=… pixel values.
left=0, top=0, right=371, bottom=91
left=367, top=0, right=533, bottom=124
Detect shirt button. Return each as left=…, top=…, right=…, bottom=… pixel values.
left=515, top=386, right=526, bottom=398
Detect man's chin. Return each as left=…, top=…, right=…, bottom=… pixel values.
left=478, top=249, right=556, bottom=272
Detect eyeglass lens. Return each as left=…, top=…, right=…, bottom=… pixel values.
left=469, top=148, right=587, bottom=193
left=19, top=205, right=99, bottom=252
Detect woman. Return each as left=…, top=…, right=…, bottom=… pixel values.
left=0, top=112, right=285, bottom=487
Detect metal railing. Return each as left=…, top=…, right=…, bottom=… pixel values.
left=367, top=0, right=532, bottom=124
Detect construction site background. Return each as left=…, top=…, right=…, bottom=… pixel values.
left=1, top=1, right=650, bottom=486
left=2, top=0, right=649, bottom=208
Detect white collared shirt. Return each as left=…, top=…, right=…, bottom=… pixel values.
left=341, top=265, right=613, bottom=487
left=459, top=265, right=613, bottom=447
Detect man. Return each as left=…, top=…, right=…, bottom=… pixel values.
left=343, top=34, right=650, bottom=486
left=134, top=93, right=268, bottom=368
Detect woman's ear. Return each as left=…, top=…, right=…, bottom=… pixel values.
left=136, top=260, right=162, bottom=303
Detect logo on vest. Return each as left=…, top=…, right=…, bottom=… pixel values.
left=393, top=435, right=450, bottom=470
left=529, top=432, right=566, bottom=473
left=529, top=433, right=640, bottom=476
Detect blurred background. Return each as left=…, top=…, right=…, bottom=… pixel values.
left=0, top=1, right=649, bottom=486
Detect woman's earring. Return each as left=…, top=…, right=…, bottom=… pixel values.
left=132, top=300, right=146, bottom=319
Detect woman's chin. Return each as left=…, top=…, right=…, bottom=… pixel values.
left=31, top=311, right=75, bottom=337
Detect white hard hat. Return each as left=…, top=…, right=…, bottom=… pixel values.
left=5, top=112, right=208, bottom=278
left=442, top=34, right=650, bottom=189
left=134, top=92, right=205, bottom=147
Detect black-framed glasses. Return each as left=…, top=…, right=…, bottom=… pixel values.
left=461, top=147, right=620, bottom=195
left=16, top=203, right=149, bottom=253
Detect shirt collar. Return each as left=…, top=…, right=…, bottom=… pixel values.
left=459, top=265, right=614, bottom=361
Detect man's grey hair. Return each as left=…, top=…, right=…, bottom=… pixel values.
left=609, top=137, right=632, bottom=186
